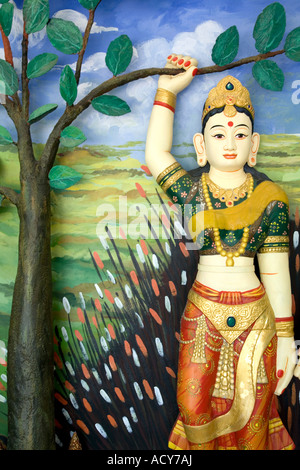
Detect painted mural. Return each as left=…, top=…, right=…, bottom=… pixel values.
left=0, top=0, right=300, bottom=450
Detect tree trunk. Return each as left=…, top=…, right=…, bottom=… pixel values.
left=7, top=168, right=55, bottom=450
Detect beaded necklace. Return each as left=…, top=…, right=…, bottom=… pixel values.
left=201, top=172, right=254, bottom=267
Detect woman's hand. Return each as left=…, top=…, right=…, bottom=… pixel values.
left=275, top=336, right=297, bottom=395
left=158, top=54, right=198, bottom=95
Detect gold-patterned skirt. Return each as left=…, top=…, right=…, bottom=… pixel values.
left=168, top=281, right=295, bottom=450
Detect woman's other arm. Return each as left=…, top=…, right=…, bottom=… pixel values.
left=257, top=252, right=296, bottom=395
left=145, top=55, right=198, bottom=179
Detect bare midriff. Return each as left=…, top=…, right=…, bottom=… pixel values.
left=196, top=254, right=261, bottom=291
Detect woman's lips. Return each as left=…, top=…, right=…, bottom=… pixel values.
left=223, top=154, right=237, bottom=159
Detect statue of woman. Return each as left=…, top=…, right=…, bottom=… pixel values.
left=145, top=54, right=296, bottom=450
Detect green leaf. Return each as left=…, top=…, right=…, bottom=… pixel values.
left=27, top=53, right=58, bottom=79
left=0, top=3, right=14, bottom=36
left=212, top=26, right=239, bottom=66
left=285, top=27, right=300, bottom=62
left=60, top=126, right=87, bottom=148
left=49, top=165, right=82, bottom=190
left=253, top=2, right=286, bottom=53
left=92, top=95, right=131, bottom=116
left=47, top=18, right=83, bottom=55
left=60, top=65, right=77, bottom=105
left=23, top=0, right=49, bottom=34
left=0, top=125, right=13, bottom=145
left=105, top=34, right=133, bottom=76
left=28, top=103, right=58, bottom=124
left=78, top=0, right=100, bottom=9
left=0, top=59, right=18, bottom=95
left=252, top=60, right=284, bottom=91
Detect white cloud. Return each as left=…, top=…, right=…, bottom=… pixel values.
left=53, top=9, right=118, bottom=35
left=129, top=20, right=222, bottom=71
left=91, top=25, right=119, bottom=34
left=126, top=77, right=157, bottom=104
left=172, top=21, right=223, bottom=66
left=77, top=81, right=96, bottom=100
left=7, top=1, right=23, bottom=47
left=70, top=52, right=107, bottom=74
left=130, top=37, right=170, bottom=70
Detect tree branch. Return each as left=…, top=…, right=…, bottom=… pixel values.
left=195, top=48, right=285, bottom=75
left=39, top=47, right=286, bottom=174
left=0, top=24, right=13, bottom=66
left=75, top=1, right=103, bottom=84
left=0, top=186, right=19, bottom=207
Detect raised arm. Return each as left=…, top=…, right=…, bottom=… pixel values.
left=145, top=54, right=198, bottom=179
left=257, top=252, right=296, bottom=395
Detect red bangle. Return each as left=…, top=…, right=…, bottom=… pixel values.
left=153, top=89, right=176, bottom=114
left=153, top=100, right=175, bottom=113
left=275, top=316, right=294, bottom=322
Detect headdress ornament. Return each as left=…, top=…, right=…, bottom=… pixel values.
left=202, top=75, right=254, bottom=122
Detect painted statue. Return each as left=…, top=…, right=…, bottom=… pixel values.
left=145, top=54, right=296, bottom=450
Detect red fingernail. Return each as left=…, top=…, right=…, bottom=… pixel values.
left=277, top=369, right=284, bottom=378
left=184, top=60, right=191, bottom=67
left=178, top=59, right=184, bottom=65
left=192, top=68, right=198, bottom=76
left=168, top=55, right=172, bottom=60
left=172, top=56, right=178, bottom=62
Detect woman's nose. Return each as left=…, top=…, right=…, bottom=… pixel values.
left=224, top=133, right=236, bottom=150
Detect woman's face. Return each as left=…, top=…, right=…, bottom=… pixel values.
left=196, top=111, right=259, bottom=172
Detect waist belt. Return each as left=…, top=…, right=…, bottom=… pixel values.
left=187, top=290, right=274, bottom=344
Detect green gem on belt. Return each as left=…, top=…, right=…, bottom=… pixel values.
left=227, top=316, right=236, bottom=327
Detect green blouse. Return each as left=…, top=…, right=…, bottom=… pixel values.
left=157, top=162, right=289, bottom=257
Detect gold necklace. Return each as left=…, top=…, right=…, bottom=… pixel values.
left=201, top=172, right=254, bottom=267
left=205, top=172, right=252, bottom=207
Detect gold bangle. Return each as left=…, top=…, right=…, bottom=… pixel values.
left=259, top=246, right=289, bottom=254
left=154, top=88, right=177, bottom=112
left=156, top=162, right=181, bottom=185
left=275, top=317, right=294, bottom=337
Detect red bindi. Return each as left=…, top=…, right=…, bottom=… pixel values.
left=228, top=121, right=234, bottom=127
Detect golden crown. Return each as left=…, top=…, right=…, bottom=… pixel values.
left=202, top=75, right=255, bottom=122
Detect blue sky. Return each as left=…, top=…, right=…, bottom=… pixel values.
left=3, top=0, right=300, bottom=145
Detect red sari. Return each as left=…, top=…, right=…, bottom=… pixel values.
left=169, top=281, right=294, bottom=450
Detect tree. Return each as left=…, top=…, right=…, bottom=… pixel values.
left=0, top=0, right=299, bottom=450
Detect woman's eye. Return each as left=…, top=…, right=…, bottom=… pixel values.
left=212, top=134, right=225, bottom=139
left=236, top=133, right=248, bottom=139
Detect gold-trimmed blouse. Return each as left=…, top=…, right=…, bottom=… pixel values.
left=156, top=163, right=290, bottom=256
